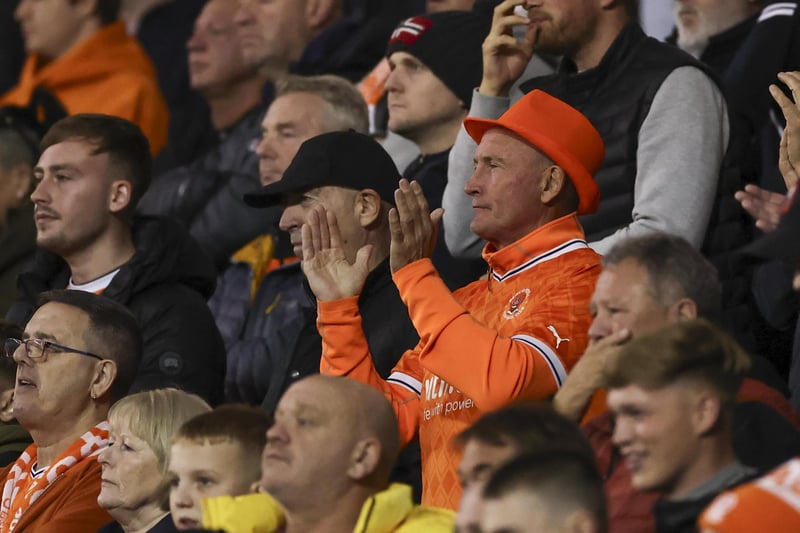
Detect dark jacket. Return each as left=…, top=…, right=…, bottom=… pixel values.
left=138, top=104, right=273, bottom=270
left=520, top=23, right=716, bottom=243
left=7, top=216, right=226, bottom=405
left=403, top=151, right=486, bottom=291
left=0, top=203, right=36, bottom=317
left=97, top=515, right=179, bottom=533
left=652, top=463, right=756, bottom=533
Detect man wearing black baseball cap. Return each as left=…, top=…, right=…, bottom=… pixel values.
left=244, top=129, right=423, bottom=498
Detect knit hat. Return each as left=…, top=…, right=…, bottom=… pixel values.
left=464, top=90, right=605, bottom=215
left=386, top=11, right=490, bottom=106
left=244, top=130, right=400, bottom=208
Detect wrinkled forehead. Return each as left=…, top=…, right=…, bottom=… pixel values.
left=26, top=301, right=89, bottom=342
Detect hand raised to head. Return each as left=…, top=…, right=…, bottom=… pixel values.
left=300, top=206, right=373, bottom=301
left=480, top=0, right=539, bottom=97
left=389, top=179, right=443, bottom=274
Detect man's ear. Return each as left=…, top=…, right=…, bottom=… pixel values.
left=692, top=389, right=723, bottom=436
left=74, top=0, right=100, bottom=20
left=355, top=189, right=382, bottom=228
left=670, top=298, right=698, bottom=322
left=305, top=0, right=338, bottom=31
left=0, top=388, right=15, bottom=423
left=90, top=360, right=118, bottom=401
left=346, top=437, right=381, bottom=480
left=9, top=165, right=32, bottom=203
left=108, top=180, right=133, bottom=215
left=540, top=166, right=567, bottom=205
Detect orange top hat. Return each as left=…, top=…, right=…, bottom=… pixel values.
left=464, top=90, right=604, bottom=214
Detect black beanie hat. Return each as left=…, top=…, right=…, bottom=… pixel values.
left=386, top=11, right=490, bottom=107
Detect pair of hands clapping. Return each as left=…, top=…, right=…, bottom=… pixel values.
left=736, top=71, right=800, bottom=232
left=301, top=179, right=443, bottom=302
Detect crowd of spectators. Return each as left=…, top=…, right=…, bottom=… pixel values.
left=0, top=0, right=799, bottom=532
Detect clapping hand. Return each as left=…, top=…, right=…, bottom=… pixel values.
left=389, top=180, right=443, bottom=274
left=301, top=206, right=373, bottom=301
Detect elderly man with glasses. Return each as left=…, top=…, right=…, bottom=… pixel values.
left=0, top=289, right=141, bottom=533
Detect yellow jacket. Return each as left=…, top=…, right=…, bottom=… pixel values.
left=202, top=483, right=454, bottom=533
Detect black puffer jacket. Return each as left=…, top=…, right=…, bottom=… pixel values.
left=137, top=105, right=273, bottom=270
left=7, top=216, right=226, bottom=405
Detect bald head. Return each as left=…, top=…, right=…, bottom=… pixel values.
left=305, top=375, right=400, bottom=479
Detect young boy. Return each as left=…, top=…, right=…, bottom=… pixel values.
left=166, top=404, right=271, bottom=531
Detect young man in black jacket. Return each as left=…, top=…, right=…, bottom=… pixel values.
left=7, top=114, right=225, bottom=405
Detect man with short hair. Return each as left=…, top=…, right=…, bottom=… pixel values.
left=303, top=89, right=603, bottom=509
left=607, top=319, right=756, bottom=532
left=0, top=289, right=141, bottom=532
left=1, top=0, right=168, bottom=154
left=480, top=451, right=608, bottom=533
left=137, top=0, right=272, bottom=269
left=384, top=10, right=489, bottom=288
left=455, top=403, right=595, bottom=533
left=7, top=114, right=225, bottom=405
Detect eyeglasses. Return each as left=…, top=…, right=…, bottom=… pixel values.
left=4, top=338, right=104, bottom=361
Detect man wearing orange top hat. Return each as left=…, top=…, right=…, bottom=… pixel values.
left=301, top=89, right=604, bottom=510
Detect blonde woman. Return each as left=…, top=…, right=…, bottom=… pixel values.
left=97, top=389, right=211, bottom=533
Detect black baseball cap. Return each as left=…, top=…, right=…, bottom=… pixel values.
left=742, top=188, right=800, bottom=261
left=244, top=130, right=401, bottom=208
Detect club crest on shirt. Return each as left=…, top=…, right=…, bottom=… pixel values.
left=503, top=288, right=531, bottom=320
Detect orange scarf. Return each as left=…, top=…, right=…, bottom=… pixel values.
left=0, top=422, right=109, bottom=532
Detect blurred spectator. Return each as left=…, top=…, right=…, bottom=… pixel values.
left=97, top=388, right=211, bottom=533
left=0, top=290, right=141, bottom=532
left=167, top=405, right=270, bottom=531
left=0, top=0, right=25, bottom=95
left=235, top=0, right=422, bottom=83
left=384, top=11, right=488, bottom=289
left=0, top=108, right=38, bottom=316
left=455, top=403, right=595, bottom=533
left=606, top=320, right=756, bottom=533
left=123, top=0, right=212, bottom=172
left=232, top=375, right=453, bottom=532
left=479, top=451, right=608, bottom=533
left=0, top=0, right=168, bottom=155
left=242, top=130, right=422, bottom=498
left=7, top=115, right=226, bottom=405
left=443, top=0, right=727, bottom=259
left=309, top=90, right=602, bottom=509
left=0, top=320, right=30, bottom=466
left=137, top=0, right=270, bottom=270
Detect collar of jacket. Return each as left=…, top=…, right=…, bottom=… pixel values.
left=482, top=213, right=589, bottom=283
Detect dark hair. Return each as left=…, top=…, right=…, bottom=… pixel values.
left=602, top=233, right=722, bottom=320
left=174, top=404, right=271, bottom=463
left=41, top=114, right=152, bottom=216
left=605, top=319, right=751, bottom=407
left=38, top=290, right=142, bottom=400
left=456, top=402, right=594, bottom=462
left=0, top=107, right=42, bottom=169
left=0, top=320, right=23, bottom=387
left=483, top=450, right=608, bottom=533
left=69, top=0, right=120, bottom=25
